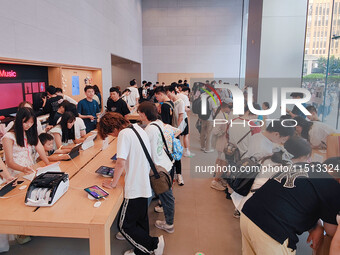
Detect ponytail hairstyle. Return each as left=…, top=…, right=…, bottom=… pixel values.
left=270, top=136, right=312, bottom=165
left=59, top=111, right=76, bottom=143
left=13, top=107, right=38, bottom=147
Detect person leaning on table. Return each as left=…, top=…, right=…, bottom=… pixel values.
left=98, top=112, right=165, bottom=255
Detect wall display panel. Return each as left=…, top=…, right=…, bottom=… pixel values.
left=0, top=64, right=48, bottom=116
left=0, top=83, right=24, bottom=115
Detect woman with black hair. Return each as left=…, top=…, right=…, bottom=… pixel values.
left=93, top=84, right=102, bottom=109
left=2, top=107, right=49, bottom=176
left=50, top=111, right=86, bottom=149
left=294, top=116, right=336, bottom=149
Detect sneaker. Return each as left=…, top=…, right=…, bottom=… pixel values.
left=154, top=205, right=164, bottom=213
left=233, top=209, right=241, bottom=219
left=15, top=235, right=31, bottom=245
left=210, top=180, right=226, bottom=191
left=115, top=232, right=126, bottom=240
left=155, top=220, right=174, bottom=234
left=200, top=147, right=205, bottom=151
left=204, top=149, right=214, bottom=153
left=183, top=151, right=195, bottom=157
left=124, top=249, right=136, bottom=255
left=154, top=235, right=165, bottom=255
left=177, top=174, right=184, bottom=186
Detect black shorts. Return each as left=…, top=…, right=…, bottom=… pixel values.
left=180, top=118, right=189, bottom=136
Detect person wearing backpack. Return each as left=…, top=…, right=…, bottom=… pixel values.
left=137, top=102, right=176, bottom=234
left=165, top=85, right=195, bottom=158
left=229, top=119, right=295, bottom=218
left=198, top=85, right=219, bottom=153
left=154, top=86, right=185, bottom=186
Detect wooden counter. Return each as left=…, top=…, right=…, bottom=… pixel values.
left=0, top=137, right=122, bottom=255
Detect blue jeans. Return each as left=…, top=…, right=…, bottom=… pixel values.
left=158, top=188, right=175, bottom=225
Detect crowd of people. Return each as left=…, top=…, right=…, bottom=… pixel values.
left=0, top=79, right=339, bottom=255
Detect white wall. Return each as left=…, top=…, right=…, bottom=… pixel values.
left=257, top=0, right=308, bottom=115
left=0, top=0, right=143, bottom=101
left=142, top=0, right=243, bottom=82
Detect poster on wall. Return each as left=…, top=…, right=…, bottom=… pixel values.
left=72, top=76, right=80, bottom=96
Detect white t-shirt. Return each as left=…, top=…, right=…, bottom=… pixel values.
left=126, top=86, right=139, bottom=106
left=207, top=96, right=219, bottom=121
left=178, top=93, right=190, bottom=108
left=228, top=118, right=253, bottom=158
left=173, top=98, right=187, bottom=128
left=245, top=132, right=275, bottom=160
left=117, top=124, right=152, bottom=199
left=49, top=117, right=86, bottom=145
left=63, top=95, right=78, bottom=105
left=145, top=120, right=173, bottom=172
left=309, top=121, right=336, bottom=148
left=74, top=117, right=86, bottom=139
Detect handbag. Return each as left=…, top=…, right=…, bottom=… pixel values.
left=130, top=125, right=172, bottom=195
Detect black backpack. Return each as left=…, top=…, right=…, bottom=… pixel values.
left=192, top=96, right=212, bottom=120
left=226, top=157, right=262, bottom=196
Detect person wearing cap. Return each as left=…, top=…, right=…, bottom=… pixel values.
left=287, top=93, right=308, bottom=118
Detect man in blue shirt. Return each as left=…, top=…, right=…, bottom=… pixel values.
left=78, top=85, right=100, bottom=133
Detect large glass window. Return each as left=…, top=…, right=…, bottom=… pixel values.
left=302, top=0, right=340, bottom=130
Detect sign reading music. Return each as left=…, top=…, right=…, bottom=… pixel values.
left=0, top=69, right=17, bottom=78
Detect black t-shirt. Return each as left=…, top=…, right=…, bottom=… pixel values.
left=106, top=98, right=130, bottom=116
left=44, top=95, right=63, bottom=124
left=242, top=167, right=340, bottom=250
left=50, top=112, right=62, bottom=126
left=160, top=101, right=174, bottom=125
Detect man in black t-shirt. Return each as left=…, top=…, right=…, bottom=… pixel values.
left=241, top=162, right=340, bottom=254
left=154, top=86, right=173, bottom=125
left=106, top=87, right=130, bottom=117
left=43, top=85, right=63, bottom=125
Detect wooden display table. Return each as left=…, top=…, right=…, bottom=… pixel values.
left=0, top=138, right=123, bottom=255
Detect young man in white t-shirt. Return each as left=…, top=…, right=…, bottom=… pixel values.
left=138, top=102, right=175, bottom=234
left=99, top=112, right=164, bottom=255
left=166, top=85, right=195, bottom=159
left=126, top=80, right=140, bottom=109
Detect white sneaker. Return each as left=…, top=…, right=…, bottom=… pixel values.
left=124, top=249, right=136, bottom=255
left=154, top=205, right=164, bottom=213
left=155, top=220, right=174, bottom=233
left=115, top=232, right=126, bottom=240
left=211, top=180, right=226, bottom=191
left=200, top=147, right=205, bottom=151
left=183, top=151, right=195, bottom=157
left=204, top=149, right=214, bottom=153
left=177, top=174, right=184, bottom=186
left=154, top=235, right=165, bottom=255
